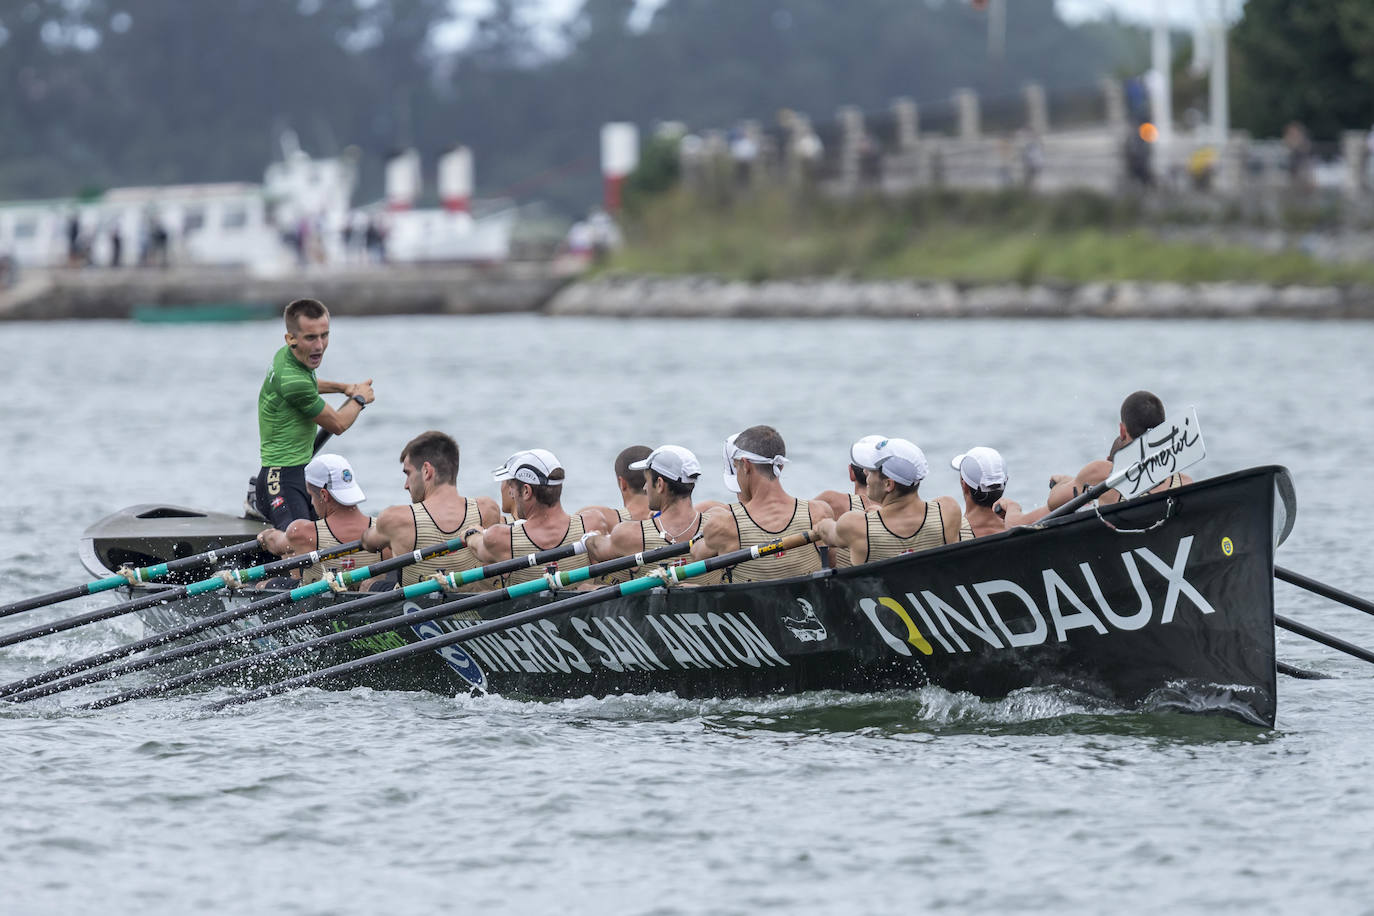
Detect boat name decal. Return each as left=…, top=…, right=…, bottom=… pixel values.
left=859, top=535, right=1216, bottom=656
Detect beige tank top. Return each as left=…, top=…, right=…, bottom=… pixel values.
left=865, top=500, right=948, bottom=562
left=830, top=493, right=867, bottom=568
left=616, top=507, right=633, bottom=523
left=959, top=516, right=975, bottom=541
left=638, top=513, right=722, bottom=586
left=302, top=517, right=382, bottom=588
left=504, top=514, right=591, bottom=586
left=400, top=500, right=484, bottom=588
left=723, top=500, right=823, bottom=583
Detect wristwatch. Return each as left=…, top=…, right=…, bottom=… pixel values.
left=350, top=394, right=366, bottom=409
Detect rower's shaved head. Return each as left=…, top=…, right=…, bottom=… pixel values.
left=1120, top=391, right=1166, bottom=439
left=284, top=298, right=328, bottom=334
left=736, top=425, right=785, bottom=480
left=614, top=445, right=652, bottom=491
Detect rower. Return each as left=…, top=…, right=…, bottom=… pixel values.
left=1044, top=390, right=1193, bottom=513
left=693, top=425, right=831, bottom=582
left=951, top=446, right=1018, bottom=538
left=465, top=449, right=607, bottom=587
left=256, top=298, right=375, bottom=530
left=255, top=453, right=382, bottom=588
left=578, top=445, right=652, bottom=532
left=813, top=434, right=885, bottom=566
left=585, top=444, right=725, bottom=585
left=813, top=437, right=963, bottom=564
left=361, top=431, right=500, bottom=591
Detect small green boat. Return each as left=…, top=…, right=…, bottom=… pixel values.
left=131, top=302, right=278, bottom=323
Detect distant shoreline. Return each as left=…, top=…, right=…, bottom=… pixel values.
left=547, top=274, right=1374, bottom=320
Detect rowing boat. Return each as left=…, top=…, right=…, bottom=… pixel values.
left=78, top=465, right=1295, bottom=726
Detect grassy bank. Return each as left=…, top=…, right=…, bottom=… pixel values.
left=606, top=189, right=1374, bottom=287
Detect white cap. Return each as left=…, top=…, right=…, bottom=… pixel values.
left=722, top=432, right=790, bottom=493
left=492, top=449, right=564, bottom=485
left=849, top=435, right=888, bottom=471
left=304, top=454, right=366, bottom=506
left=951, top=447, right=1008, bottom=492
left=873, top=438, right=928, bottom=487
left=629, top=444, right=701, bottom=484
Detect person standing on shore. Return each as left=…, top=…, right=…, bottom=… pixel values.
left=256, top=298, right=375, bottom=530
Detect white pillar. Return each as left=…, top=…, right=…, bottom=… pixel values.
left=437, top=146, right=473, bottom=213
left=1209, top=20, right=1228, bottom=146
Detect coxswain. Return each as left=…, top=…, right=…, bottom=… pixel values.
left=1042, top=390, right=1193, bottom=514
left=693, top=426, right=831, bottom=582
left=813, top=434, right=885, bottom=566
left=255, top=453, right=382, bottom=588
left=464, top=449, right=607, bottom=587
left=950, top=446, right=1020, bottom=538
left=256, top=298, right=375, bottom=530
left=813, top=437, right=963, bottom=564
left=361, top=431, right=500, bottom=591
left=578, top=445, right=653, bottom=531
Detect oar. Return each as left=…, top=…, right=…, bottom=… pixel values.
left=0, top=540, right=363, bottom=651
left=1277, top=661, right=1331, bottom=680
left=1275, top=566, right=1374, bottom=619
left=0, top=537, right=263, bottom=621
left=206, top=532, right=814, bottom=711
left=80, top=537, right=681, bottom=710
left=1276, top=613, right=1374, bottom=666
left=0, top=535, right=474, bottom=699
left=9, top=538, right=590, bottom=703
left=1042, top=407, right=1205, bottom=522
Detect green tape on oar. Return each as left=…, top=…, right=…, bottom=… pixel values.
left=81, top=538, right=677, bottom=710
left=17, top=535, right=592, bottom=706
left=0, top=539, right=365, bottom=651
left=0, top=537, right=262, bottom=620
left=0, top=537, right=468, bottom=702
left=201, top=532, right=814, bottom=711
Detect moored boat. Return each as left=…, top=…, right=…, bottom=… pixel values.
left=78, top=466, right=1296, bottom=726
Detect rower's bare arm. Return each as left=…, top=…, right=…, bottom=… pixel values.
left=575, top=506, right=620, bottom=534
left=284, top=519, right=319, bottom=558
left=694, top=508, right=737, bottom=560
left=257, top=526, right=293, bottom=557
left=475, top=497, right=502, bottom=527
left=314, top=380, right=375, bottom=436
left=470, top=524, right=512, bottom=564
left=318, top=379, right=371, bottom=397
left=833, top=511, right=869, bottom=565
left=362, top=506, right=403, bottom=553
left=936, top=496, right=964, bottom=543
left=610, top=520, right=647, bottom=558
left=813, top=489, right=850, bottom=522
left=1047, top=459, right=1112, bottom=510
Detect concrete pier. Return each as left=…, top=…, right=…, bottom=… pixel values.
left=0, top=263, right=570, bottom=321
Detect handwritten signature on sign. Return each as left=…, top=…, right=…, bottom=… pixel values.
left=1121, top=416, right=1201, bottom=496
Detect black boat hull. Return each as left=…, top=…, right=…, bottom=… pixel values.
left=86, top=466, right=1294, bottom=726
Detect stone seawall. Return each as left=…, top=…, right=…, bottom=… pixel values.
left=0, top=263, right=569, bottom=321
left=545, top=275, right=1374, bottom=320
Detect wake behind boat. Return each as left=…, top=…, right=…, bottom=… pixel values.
left=71, top=465, right=1296, bottom=726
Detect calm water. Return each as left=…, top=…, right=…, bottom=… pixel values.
left=2, top=315, right=1373, bottom=914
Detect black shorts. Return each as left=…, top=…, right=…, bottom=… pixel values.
left=256, top=464, right=315, bottom=531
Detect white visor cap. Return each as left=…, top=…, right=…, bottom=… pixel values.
left=629, top=444, right=702, bottom=484
left=492, top=448, right=564, bottom=486
left=849, top=434, right=889, bottom=471
left=873, top=437, right=928, bottom=487
left=951, top=446, right=1008, bottom=491
left=304, top=453, right=366, bottom=506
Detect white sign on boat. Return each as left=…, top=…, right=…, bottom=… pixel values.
left=1107, top=407, right=1206, bottom=498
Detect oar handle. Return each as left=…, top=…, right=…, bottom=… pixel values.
left=205, top=533, right=809, bottom=710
